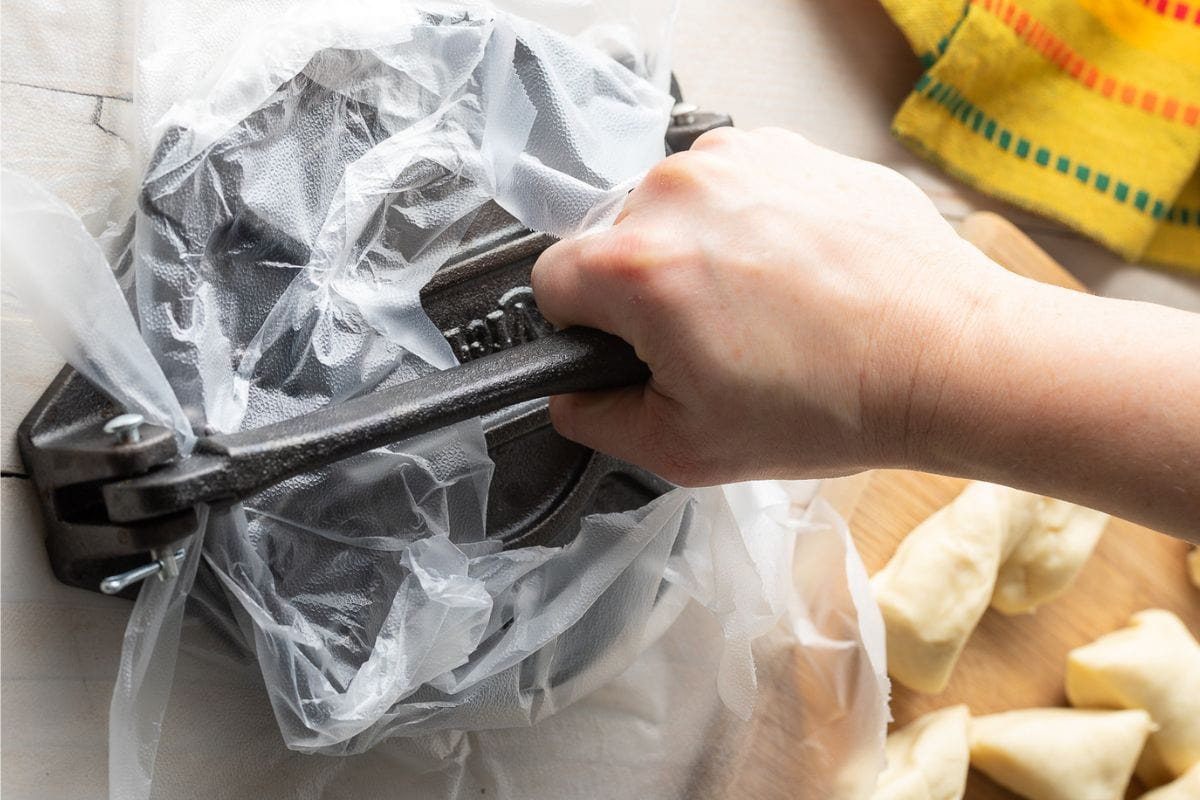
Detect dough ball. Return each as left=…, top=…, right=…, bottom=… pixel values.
left=969, top=708, right=1152, bottom=800
left=871, top=705, right=970, bottom=800
left=1066, top=609, right=1200, bottom=786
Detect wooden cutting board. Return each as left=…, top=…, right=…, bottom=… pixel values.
left=821, top=212, right=1200, bottom=799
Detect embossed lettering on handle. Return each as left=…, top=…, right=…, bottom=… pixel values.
left=442, top=287, right=555, bottom=362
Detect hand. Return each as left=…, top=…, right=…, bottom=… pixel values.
left=531, top=127, right=1013, bottom=485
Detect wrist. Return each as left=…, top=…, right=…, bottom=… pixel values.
left=907, top=263, right=1064, bottom=477
left=859, top=244, right=1030, bottom=472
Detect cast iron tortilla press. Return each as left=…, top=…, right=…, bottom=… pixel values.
left=17, top=70, right=731, bottom=599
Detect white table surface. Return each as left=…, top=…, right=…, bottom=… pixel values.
left=3, top=1, right=1198, bottom=797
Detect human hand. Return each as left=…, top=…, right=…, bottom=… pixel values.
left=531, top=127, right=1014, bottom=485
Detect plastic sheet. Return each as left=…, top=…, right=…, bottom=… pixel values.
left=109, top=492, right=889, bottom=800
left=1, top=1, right=890, bottom=797
left=0, top=171, right=192, bottom=447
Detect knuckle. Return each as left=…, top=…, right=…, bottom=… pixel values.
left=751, top=125, right=799, bottom=143
left=643, top=152, right=708, bottom=195
left=582, top=227, right=656, bottom=283
left=531, top=238, right=575, bottom=287
left=584, top=228, right=702, bottom=311
left=690, top=125, right=741, bottom=151
left=613, top=192, right=639, bottom=225
left=853, top=155, right=907, bottom=185
left=860, top=162, right=925, bottom=205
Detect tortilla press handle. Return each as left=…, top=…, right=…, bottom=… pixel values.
left=102, top=327, right=648, bottom=524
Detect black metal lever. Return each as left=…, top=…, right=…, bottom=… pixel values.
left=101, top=327, right=647, bottom=524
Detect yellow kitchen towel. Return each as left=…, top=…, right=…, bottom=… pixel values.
left=880, top=0, right=1200, bottom=273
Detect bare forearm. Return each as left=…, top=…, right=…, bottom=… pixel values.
left=913, top=270, right=1200, bottom=541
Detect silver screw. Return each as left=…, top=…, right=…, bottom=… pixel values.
left=671, top=101, right=698, bottom=125
left=99, top=547, right=187, bottom=595
left=103, top=412, right=145, bottom=444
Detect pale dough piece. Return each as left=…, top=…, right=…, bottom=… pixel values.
left=1140, top=762, right=1200, bottom=800
left=1066, top=609, right=1200, bottom=787
left=873, top=481, right=1107, bottom=692
left=871, top=705, right=970, bottom=800
left=990, top=498, right=1108, bottom=615
left=969, top=708, right=1153, bottom=800
left=872, top=482, right=1040, bottom=693
left=1188, top=548, right=1200, bottom=590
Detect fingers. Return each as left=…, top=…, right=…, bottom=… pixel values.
left=532, top=222, right=666, bottom=335
left=531, top=234, right=614, bottom=332
left=529, top=238, right=578, bottom=329
left=548, top=384, right=657, bottom=467
left=535, top=143, right=728, bottom=332
left=534, top=153, right=714, bottom=331
left=533, top=144, right=733, bottom=480
left=550, top=387, right=710, bottom=486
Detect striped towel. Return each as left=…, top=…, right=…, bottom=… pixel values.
left=880, top=0, right=1200, bottom=274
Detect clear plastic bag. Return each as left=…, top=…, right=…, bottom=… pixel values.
left=123, top=0, right=710, bottom=756
left=1, top=2, right=890, bottom=797
left=110, top=488, right=889, bottom=800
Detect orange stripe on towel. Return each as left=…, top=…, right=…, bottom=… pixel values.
left=970, top=0, right=1198, bottom=126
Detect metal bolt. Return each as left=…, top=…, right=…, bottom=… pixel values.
left=99, top=547, right=187, bottom=595
left=671, top=101, right=698, bottom=126
left=103, top=412, right=145, bottom=444
left=154, top=546, right=181, bottom=580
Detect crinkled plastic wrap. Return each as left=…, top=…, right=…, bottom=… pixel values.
left=110, top=489, right=888, bottom=800
left=1, top=2, right=890, bottom=798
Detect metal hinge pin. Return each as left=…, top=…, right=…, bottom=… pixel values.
left=99, top=547, right=187, bottom=595
left=671, top=101, right=698, bottom=125
left=103, top=413, right=146, bottom=444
